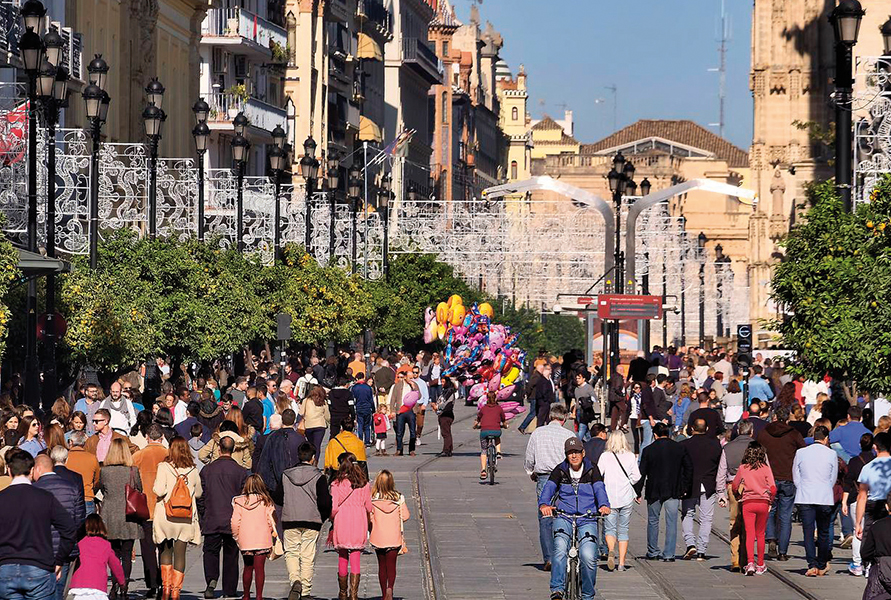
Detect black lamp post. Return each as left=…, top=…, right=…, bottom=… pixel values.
left=192, top=98, right=210, bottom=240
left=379, top=173, right=391, bottom=277
left=269, top=124, right=287, bottom=261
left=300, top=136, right=319, bottom=255
left=698, top=231, right=707, bottom=347
left=348, top=165, right=360, bottom=271
left=84, top=54, right=109, bottom=269
left=231, top=130, right=249, bottom=252
left=714, top=244, right=724, bottom=339
left=19, top=2, right=45, bottom=408
left=142, top=79, right=165, bottom=238
left=829, top=0, right=864, bottom=212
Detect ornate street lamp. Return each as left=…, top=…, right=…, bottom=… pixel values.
left=882, top=17, right=891, bottom=56
left=698, top=232, right=707, bottom=347
left=142, top=98, right=165, bottom=238
left=231, top=134, right=250, bottom=252
left=380, top=173, right=391, bottom=276
left=192, top=97, right=210, bottom=124
left=145, top=77, right=165, bottom=109
left=348, top=165, right=361, bottom=271
left=272, top=124, right=286, bottom=150
left=269, top=144, right=285, bottom=262
left=829, top=0, right=865, bottom=211
left=301, top=136, right=319, bottom=254
left=192, top=121, right=210, bottom=240
left=42, top=29, right=63, bottom=67
left=87, top=54, right=109, bottom=92
left=233, top=111, right=249, bottom=136
left=20, top=0, right=46, bottom=32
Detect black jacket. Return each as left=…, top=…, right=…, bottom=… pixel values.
left=628, top=357, right=650, bottom=383
left=242, top=399, right=265, bottom=436
left=198, top=456, right=249, bottom=534
left=635, top=437, right=693, bottom=502
left=863, top=515, right=891, bottom=565
left=525, top=371, right=542, bottom=405
left=53, top=465, right=84, bottom=491
left=257, top=428, right=307, bottom=495
left=584, top=437, right=606, bottom=466
left=0, top=483, right=76, bottom=571
left=845, top=451, right=875, bottom=497
left=34, top=473, right=85, bottom=560
left=679, top=434, right=723, bottom=497
left=534, top=376, right=556, bottom=406
left=640, top=386, right=656, bottom=420
left=328, top=388, right=355, bottom=419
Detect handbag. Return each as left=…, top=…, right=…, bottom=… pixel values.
left=125, top=467, right=150, bottom=521
left=270, top=534, right=284, bottom=561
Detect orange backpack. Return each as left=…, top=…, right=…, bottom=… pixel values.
left=164, top=468, right=194, bottom=520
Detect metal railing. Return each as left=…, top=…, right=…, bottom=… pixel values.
left=202, top=7, right=287, bottom=50
left=401, top=37, right=442, bottom=83
left=357, top=0, right=392, bottom=34
left=206, top=92, right=287, bottom=133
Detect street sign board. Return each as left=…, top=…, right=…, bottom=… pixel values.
left=597, top=295, right=663, bottom=320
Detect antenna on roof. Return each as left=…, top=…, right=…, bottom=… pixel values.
left=707, top=0, right=731, bottom=138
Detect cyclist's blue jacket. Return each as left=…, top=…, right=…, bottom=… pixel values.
left=538, top=458, right=610, bottom=523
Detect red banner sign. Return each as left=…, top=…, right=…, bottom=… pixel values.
left=597, top=295, right=663, bottom=320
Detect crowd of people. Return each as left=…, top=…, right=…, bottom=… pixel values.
left=0, top=348, right=457, bottom=600
left=525, top=345, right=891, bottom=600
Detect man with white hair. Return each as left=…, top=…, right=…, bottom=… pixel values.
left=48, top=446, right=83, bottom=492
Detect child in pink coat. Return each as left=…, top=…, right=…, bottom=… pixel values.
left=732, top=442, right=776, bottom=576
left=68, top=514, right=125, bottom=600
left=369, top=470, right=410, bottom=600
left=329, top=453, right=373, bottom=599
left=231, top=475, right=277, bottom=600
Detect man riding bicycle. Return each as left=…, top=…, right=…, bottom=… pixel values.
left=539, top=437, right=611, bottom=600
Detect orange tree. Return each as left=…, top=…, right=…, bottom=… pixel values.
left=771, top=176, right=891, bottom=393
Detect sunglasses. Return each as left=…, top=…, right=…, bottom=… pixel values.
left=92, top=419, right=106, bottom=424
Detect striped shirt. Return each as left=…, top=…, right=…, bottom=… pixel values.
left=524, top=422, right=576, bottom=475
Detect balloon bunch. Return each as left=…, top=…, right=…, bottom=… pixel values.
left=424, top=294, right=528, bottom=420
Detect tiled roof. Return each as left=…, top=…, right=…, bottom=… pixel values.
left=581, top=119, right=749, bottom=168
left=429, top=0, right=461, bottom=29
left=530, top=116, right=563, bottom=131
left=535, top=132, right=579, bottom=146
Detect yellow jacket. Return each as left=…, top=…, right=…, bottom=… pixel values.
left=323, top=432, right=367, bottom=472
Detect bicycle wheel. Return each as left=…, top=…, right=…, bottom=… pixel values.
left=487, top=440, right=496, bottom=485
left=566, top=556, right=579, bottom=600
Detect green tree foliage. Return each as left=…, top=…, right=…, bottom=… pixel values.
left=493, top=302, right=586, bottom=361
left=0, top=231, right=20, bottom=357
left=771, top=177, right=891, bottom=391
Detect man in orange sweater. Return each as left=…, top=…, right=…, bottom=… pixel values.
left=65, top=431, right=100, bottom=515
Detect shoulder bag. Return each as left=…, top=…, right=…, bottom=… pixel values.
left=125, top=466, right=150, bottom=521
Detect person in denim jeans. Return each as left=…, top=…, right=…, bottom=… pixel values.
left=597, top=431, right=641, bottom=570
left=757, top=406, right=805, bottom=560
left=635, top=423, right=693, bottom=561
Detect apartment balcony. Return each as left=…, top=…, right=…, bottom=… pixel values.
left=0, top=9, right=84, bottom=84
left=357, top=0, right=392, bottom=37
left=206, top=92, right=287, bottom=139
left=401, top=38, right=442, bottom=86
left=202, top=8, right=287, bottom=60
left=327, top=0, right=350, bottom=23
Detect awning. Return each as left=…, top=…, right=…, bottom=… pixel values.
left=358, top=115, right=382, bottom=142
left=17, top=248, right=70, bottom=276
left=357, top=33, right=382, bottom=61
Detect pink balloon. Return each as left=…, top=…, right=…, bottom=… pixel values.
left=402, top=391, right=420, bottom=409
left=499, top=400, right=520, bottom=412
left=469, top=383, right=486, bottom=398
left=487, top=374, right=500, bottom=392
left=496, top=385, right=516, bottom=401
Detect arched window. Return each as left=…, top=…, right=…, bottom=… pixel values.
left=512, top=107, right=518, bottom=121
left=442, top=93, right=448, bottom=123
left=511, top=161, right=518, bottom=180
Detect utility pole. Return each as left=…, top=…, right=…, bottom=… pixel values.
left=708, top=0, right=731, bottom=138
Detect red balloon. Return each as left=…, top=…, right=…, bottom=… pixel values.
left=500, top=357, right=514, bottom=375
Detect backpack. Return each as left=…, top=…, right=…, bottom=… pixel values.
left=164, top=468, right=195, bottom=520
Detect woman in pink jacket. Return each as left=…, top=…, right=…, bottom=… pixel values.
left=231, top=475, right=277, bottom=600
left=369, top=470, right=410, bottom=600
left=329, top=453, right=373, bottom=600
left=68, top=514, right=125, bottom=600
left=731, top=441, right=776, bottom=576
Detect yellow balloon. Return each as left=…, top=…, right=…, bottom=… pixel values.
left=449, top=294, right=463, bottom=308
left=436, top=302, right=449, bottom=324
left=502, top=366, right=520, bottom=385
left=437, top=323, right=446, bottom=340
left=478, top=302, right=494, bottom=318
left=449, top=303, right=466, bottom=326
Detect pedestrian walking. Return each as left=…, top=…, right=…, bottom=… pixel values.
left=300, top=387, right=330, bottom=463
left=574, top=371, right=597, bottom=442
left=680, top=417, right=725, bottom=561
left=434, top=376, right=456, bottom=457
left=153, top=438, right=203, bottom=600
left=0, top=449, right=76, bottom=600
left=17, top=415, right=47, bottom=457
left=199, top=421, right=254, bottom=470
left=67, top=514, right=126, bottom=600
left=856, top=432, right=891, bottom=546
left=524, top=404, right=575, bottom=571
left=231, top=475, right=278, bottom=600
left=329, top=453, right=373, bottom=600
left=757, top=405, right=805, bottom=560
left=373, top=404, right=390, bottom=456
left=33, top=453, right=86, bottom=600
left=861, top=493, right=891, bottom=600
left=199, top=436, right=249, bottom=599
left=86, top=409, right=138, bottom=463
left=731, top=441, right=775, bottom=576
left=324, top=417, right=367, bottom=478
left=843, top=432, right=874, bottom=576
left=793, top=425, right=838, bottom=576
left=96, top=437, right=144, bottom=598
left=534, top=364, right=557, bottom=427
left=597, top=430, right=641, bottom=571
left=352, top=374, right=375, bottom=446
left=369, top=470, right=410, bottom=600
left=387, top=371, right=418, bottom=456
left=608, top=372, right=628, bottom=432
left=132, top=425, right=169, bottom=599
left=257, top=410, right=307, bottom=498
left=280, top=443, right=332, bottom=600
left=328, top=379, right=356, bottom=439
left=635, top=422, right=693, bottom=560
left=518, top=363, right=544, bottom=434
left=716, top=419, right=755, bottom=571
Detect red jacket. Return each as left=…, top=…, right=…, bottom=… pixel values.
left=732, top=463, right=776, bottom=503
left=69, top=536, right=125, bottom=592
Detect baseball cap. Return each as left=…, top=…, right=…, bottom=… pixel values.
left=564, top=437, right=584, bottom=454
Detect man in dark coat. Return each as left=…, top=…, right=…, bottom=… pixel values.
left=635, top=422, right=693, bottom=561
left=679, top=417, right=724, bottom=560
left=33, top=454, right=85, bottom=600
left=534, top=364, right=557, bottom=427
left=257, top=410, right=307, bottom=496
left=198, top=436, right=249, bottom=599
left=628, top=351, right=651, bottom=383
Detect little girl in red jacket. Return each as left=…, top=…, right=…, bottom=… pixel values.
left=732, top=442, right=776, bottom=576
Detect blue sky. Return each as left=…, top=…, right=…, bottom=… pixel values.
left=453, top=0, right=754, bottom=150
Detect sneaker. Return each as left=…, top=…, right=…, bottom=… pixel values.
left=777, top=554, right=790, bottom=562
left=662, top=557, right=675, bottom=562
left=755, top=564, right=767, bottom=576
left=767, top=541, right=778, bottom=560
left=204, top=581, right=217, bottom=600
left=287, top=581, right=302, bottom=600
left=543, top=561, right=551, bottom=572
left=607, top=554, right=615, bottom=571
left=683, top=545, right=697, bottom=560
left=849, top=563, right=864, bottom=577
left=550, top=592, right=564, bottom=600
left=696, top=553, right=706, bottom=562
left=616, top=565, right=627, bottom=572
left=841, top=535, right=854, bottom=549
left=745, top=563, right=756, bottom=576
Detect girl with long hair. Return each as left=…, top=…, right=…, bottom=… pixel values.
left=231, top=475, right=277, bottom=600
left=370, top=470, right=410, bottom=600
left=434, top=376, right=456, bottom=457
left=16, top=415, right=45, bottom=456
left=627, top=381, right=644, bottom=455
left=301, top=386, right=330, bottom=461
left=732, top=442, right=776, bottom=576
left=329, top=453, right=373, bottom=600
left=152, top=437, right=202, bottom=600
left=43, top=423, right=67, bottom=451
left=66, top=410, right=88, bottom=444
left=51, top=396, right=70, bottom=427
left=597, top=430, right=641, bottom=571
left=1, top=410, right=20, bottom=447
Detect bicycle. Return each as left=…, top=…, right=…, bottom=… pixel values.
left=483, top=434, right=498, bottom=485
left=552, top=510, right=600, bottom=600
